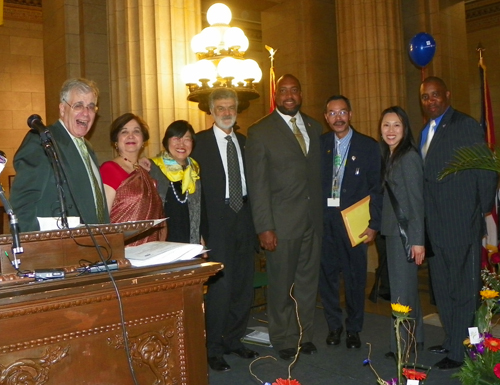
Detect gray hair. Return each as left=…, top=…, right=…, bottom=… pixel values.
left=60, top=78, right=99, bottom=103
left=208, top=88, right=238, bottom=112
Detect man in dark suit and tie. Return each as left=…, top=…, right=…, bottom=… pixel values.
left=419, top=76, right=497, bottom=370
left=246, top=74, right=323, bottom=360
left=191, top=88, right=258, bottom=372
left=319, top=95, right=383, bottom=350
left=11, top=78, right=109, bottom=232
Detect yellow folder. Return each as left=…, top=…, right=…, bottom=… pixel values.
left=341, top=196, right=371, bottom=247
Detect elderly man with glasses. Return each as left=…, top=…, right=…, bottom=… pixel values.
left=11, top=78, right=110, bottom=232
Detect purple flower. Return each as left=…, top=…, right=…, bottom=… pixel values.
left=468, top=349, right=477, bottom=360
left=476, top=341, right=485, bottom=355
left=388, top=378, right=398, bottom=385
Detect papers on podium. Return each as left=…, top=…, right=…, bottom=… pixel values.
left=341, top=195, right=371, bottom=247
left=125, top=241, right=205, bottom=267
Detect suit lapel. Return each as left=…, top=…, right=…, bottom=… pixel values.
left=426, top=107, right=454, bottom=157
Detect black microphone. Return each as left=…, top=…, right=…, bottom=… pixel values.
left=27, top=114, right=48, bottom=134
left=27, top=114, right=52, bottom=144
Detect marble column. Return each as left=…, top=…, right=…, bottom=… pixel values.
left=107, top=0, right=206, bottom=156
left=336, top=0, right=406, bottom=139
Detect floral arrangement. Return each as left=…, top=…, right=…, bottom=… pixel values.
left=454, top=279, right=500, bottom=385
left=367, top=303, right=430, bottom=385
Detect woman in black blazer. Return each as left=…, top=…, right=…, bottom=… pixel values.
left=379, top=106, right=425, bottom=358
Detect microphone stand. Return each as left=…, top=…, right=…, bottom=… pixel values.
left=0, top=186, right=23, bottom=268
left=37, top=128, right=70, bottom=230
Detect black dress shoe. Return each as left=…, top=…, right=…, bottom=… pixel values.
left=300, top=342, right=318, bottom=354
left=346, top=332, right=361, bottom=349
left=434, top=357, right=463, bottom=370
left=428, top=345, right=449, bottom=354
left=278, top=348, right=297, bottom=360
left=326, top=327, right=343, bottom=345
left=208, top=356, right=230, bottom=371
left=226, top=347, right=259, bottom=359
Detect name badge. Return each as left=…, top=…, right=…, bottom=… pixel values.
left=327, top=198, right=340, bottom=207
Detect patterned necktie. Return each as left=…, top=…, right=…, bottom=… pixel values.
left=75, top=137, right=106, bottom=222
left=422, top=119, right=436, bottom=159
left=290, top=117, right=307, bottom=155
left=225, top=135, right=243, bottom=212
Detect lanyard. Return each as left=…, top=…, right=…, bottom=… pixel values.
left=331, top=141, right=351, bottom=198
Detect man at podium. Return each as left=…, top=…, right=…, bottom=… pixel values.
left=11, top=78, right=110, bottom=232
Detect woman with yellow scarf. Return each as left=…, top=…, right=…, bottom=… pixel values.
left=149, top=120, right=203, bottom=244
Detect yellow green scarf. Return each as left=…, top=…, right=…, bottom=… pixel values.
left=152, top=152, right=200, bottom=194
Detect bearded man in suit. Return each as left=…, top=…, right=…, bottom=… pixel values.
left=191, top=88, right=258, bottom=372
left=245, top=74, right=323, bottom=360
left=11, top=78, right=109, bottom=232
left=419, top=76, right=497, bottom=370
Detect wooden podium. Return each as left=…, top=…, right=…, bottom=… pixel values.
left=0, top=222, right=222, bottom=385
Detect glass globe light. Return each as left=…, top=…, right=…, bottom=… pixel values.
left=207, top=3, right=231, bottom=26
left=181, top=63, right=200, bottom=85
left=193, top=59, right=217, bottom=83
left=190, top=33, right=207, bottom=54
left=241, top=59, right=262, bottom=83
left=224, top=27, right=244, bottom=49
left=200, top=26, right=223, bottom=50
left=217, top=57, right=239, bottom=79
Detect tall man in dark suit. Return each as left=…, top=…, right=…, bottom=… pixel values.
left=419, top=76, right=497, bottom=370
left=246, top=74, right=323, bottom=360
left=191, top=88, right=258, bottom=372
left=319, top=95, right=383, bottom=349
left=11, top=78, right=109, bottom=232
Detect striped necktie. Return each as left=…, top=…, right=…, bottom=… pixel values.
left=75, top=137, right=106, bottom=222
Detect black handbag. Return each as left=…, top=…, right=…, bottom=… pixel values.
left=385, top=182, right=413, bottom=263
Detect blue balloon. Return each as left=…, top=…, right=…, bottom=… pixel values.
left=409, top=32, right=436, bottom=68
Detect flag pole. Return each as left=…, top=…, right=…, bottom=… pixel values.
left=265, top=45, right=277, bottom=113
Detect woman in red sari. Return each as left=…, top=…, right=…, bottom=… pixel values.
left=100, top=113, right=166, bottom=245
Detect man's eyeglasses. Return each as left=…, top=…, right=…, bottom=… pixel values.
left=64, top=99, right=98, bottom=113
left=326, top=110, right=349, bottom=118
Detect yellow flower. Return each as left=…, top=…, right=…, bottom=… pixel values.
left=480, top=290, right=499, bottom=300
left=391, top=303, right=411, bottom=314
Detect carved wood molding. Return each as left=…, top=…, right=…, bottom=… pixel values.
left=0, top=277, right=204, bottom=320
left=0, top=345, right=69, bottom=385
left=1, top=311, right=184, bottom=354
left=108, top=324, right=185, bottom=385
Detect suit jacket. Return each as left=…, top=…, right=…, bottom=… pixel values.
left=190, top=127, right=255, bottom=250
left=381, top=150, right=424, bottom=246
left=11, top=120, right=110, bottom=232
left=245, top=110, right=323, bottom=239
left=321, top=128, right=383, bottom=232
left=419, top=107, right=497, bottom=247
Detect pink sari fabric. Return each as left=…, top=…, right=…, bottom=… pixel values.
left=110, top=166, right=167, bottom=246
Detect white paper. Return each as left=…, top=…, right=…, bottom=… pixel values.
left=242, top=326, right=272, bottom=347
left=407, top=380, right=419, bottom=385
left=37, top=216, right=81, bottom=231
left=125, top=241, right=204, bottom=267
left=469, top=326, right=481, bottom=344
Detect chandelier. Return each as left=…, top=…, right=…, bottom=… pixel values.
left=182, top=3, right=262, bottom=114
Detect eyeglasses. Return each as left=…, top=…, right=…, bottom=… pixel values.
left=64, top=99, right=98, bottom=113
left=326, top=110, right=349, bottom=118
left=171, top=137, right=193, bottom=144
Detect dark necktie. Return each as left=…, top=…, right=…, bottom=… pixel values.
left=75, top=137, right=106, bottom=222
left=225, top=135, right=243, bottom=212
